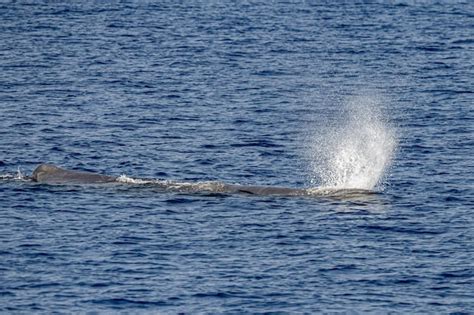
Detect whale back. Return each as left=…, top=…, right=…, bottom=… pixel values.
left=28, top=164, right=374, bottom=198
left=227, top=184, right=304, bottom=196
left=32, top=163, right=117, bottom=184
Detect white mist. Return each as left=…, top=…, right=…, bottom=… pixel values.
left=309, top=94, right=397, bottom=191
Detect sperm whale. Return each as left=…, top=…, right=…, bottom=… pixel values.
left=30, top=163, right=305, bottom=195
left=29, top=163, right=373, bottom=197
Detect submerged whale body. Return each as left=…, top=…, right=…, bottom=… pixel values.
left=30, top=163, right=303, bottom=195
left=30, top=163, right=373, bottom=197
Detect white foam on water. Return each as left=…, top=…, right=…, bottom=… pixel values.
left=0, top=174, right=16, bottom=180
left=164, top=180, right=228, bottom=192
left=16, top=167, right=24, bottom=179
left=0, top=168, right=30, bottom=182
left=116, top=174, right=154, bottom=184
left=116, top=174, right=229, bottom=193
left=308, top=93, right=397, bottom=191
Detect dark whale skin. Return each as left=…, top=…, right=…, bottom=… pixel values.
left=31, top=164, right=117, bottom=184
left=29, top=164, right=373, bottom=197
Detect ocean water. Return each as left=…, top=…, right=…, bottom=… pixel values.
left=1, top=1, right=473, bottom=313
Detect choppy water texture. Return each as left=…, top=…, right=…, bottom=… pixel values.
left=1, top=1, right=473, bottom=313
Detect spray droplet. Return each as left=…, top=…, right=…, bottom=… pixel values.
left=308, top=93, right=397, bottom=190
left=16, top=167, right=25, bottom=180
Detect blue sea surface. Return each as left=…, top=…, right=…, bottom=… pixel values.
left=1, top=1, right=473, bottom=313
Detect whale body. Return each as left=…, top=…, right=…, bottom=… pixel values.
left=30, top=163, right=306, bottom=195
left=29, top=163, right=372, bottom=197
